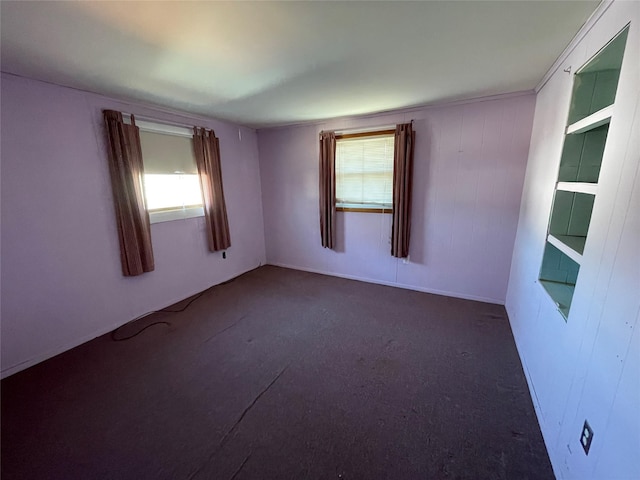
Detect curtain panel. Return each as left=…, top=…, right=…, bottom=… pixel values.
left=319, top=131, right=337, bottom=249
left=103, top=110, right=155, bottom=276
left=391, top=123, right=415, bottom=258
left=193, top=128, right=231, bottom=252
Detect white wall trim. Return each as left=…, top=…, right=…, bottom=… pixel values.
left=257, top=91, right=535, bottom=132
left=0, top=71, right=256, bottom=134
left=535, top=0, right=614, bottom=93
left=268, top=262, right=505, bottom=305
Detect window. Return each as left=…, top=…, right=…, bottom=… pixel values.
left=335, top=130, right=394, bottom=212
left=136, top=122, right=204, bottom=224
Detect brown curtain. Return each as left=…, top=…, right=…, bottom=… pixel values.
left=319, top=131, right=336, bottom=249
left=391, top=123, right=415, bottom=258
left=193, top=128, right=231, bottom=252
left=103, top=110, right=154, bottom=276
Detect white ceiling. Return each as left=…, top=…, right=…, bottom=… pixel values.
left=1, top=1, right=599, bottom=128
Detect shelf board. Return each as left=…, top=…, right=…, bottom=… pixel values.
left=539, top=280, right=574, bottom=320
left=566, top=105, right=613, bottom=135
left=556, top=182, right=598, bottom=195
left=548, top=234, right=584, bottom=264
left=552, top=234, right=587, bottom=255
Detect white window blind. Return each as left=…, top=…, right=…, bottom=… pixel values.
left=138, top=128, right=204, bottom=223
left=138, top=130, right=197, bottom=175
left=335, top=134, right=394, bottom=208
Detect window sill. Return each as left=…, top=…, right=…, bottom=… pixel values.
left=149, top=206, right=204, bottom=224
left=337, top=204, right=392, bottom=214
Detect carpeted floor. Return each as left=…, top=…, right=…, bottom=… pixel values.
left=1, top=266, right=553, bottom=479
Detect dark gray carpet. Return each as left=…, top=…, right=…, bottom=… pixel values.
left=1, top=266, right=553, bottom=479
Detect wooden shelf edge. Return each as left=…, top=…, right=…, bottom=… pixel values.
left=556, top=182, right=598, bottom=195
left=566, top=105, right=613, bottom=135
left=548, top=234, right=583, bottom=265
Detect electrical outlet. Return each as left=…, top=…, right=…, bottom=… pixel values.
left=580, top=420, right=593, bottom=455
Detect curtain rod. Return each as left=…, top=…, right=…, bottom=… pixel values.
left=122, top=113, right=198, bottom=138
left=122, top=112, right=196, bottom=129
left=333, top=124, right=395, bottom=136
left=321, top=120, right=414, bottom=137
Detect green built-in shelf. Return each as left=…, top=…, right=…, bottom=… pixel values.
left=539, top=25, right=628, bottom=321
left=548, top=190, right=594, bottom=254
left=567, top=27, right=628, bottom=125
left=558, top=124, right=608, bottom=183
left=548, top=235, right=585, bottom=264
left=540, top=280, right=575, bottom=320
left=566, top=105, right=612, bottom=135
left=540, top=242, right=580, bottom=320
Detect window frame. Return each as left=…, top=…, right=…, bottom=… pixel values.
left=335, top=128, right=395, bottom=214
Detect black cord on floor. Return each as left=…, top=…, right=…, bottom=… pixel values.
left=159, top=292, right=205, bottom=313
left=110, top=292, right=205, bottom=342
left=109, top=265, right=263, bottom=342
left=110, top=321, right=171, bottom=342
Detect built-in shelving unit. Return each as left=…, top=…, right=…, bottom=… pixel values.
left=539, top=26, right=628, bottom=320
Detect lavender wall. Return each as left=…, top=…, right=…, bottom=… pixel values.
left=258, top=94, right=535, bottom=304
left=0, top=74, right=266, bottom=377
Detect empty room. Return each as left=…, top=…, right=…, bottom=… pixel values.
left=1, top=1, right=638, bottom=479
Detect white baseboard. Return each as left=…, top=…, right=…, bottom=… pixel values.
left=0, top=264, right=262, bottom=379
left=1, top=321, right=128, bottom=379
left=268, top=262, right=505, bottom=305
left=3, top=262, right=503, bottom=379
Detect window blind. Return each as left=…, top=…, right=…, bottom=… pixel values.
left=138, top=130, right=197, bottom=174
left=335, top=134, right=394, bottom=207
